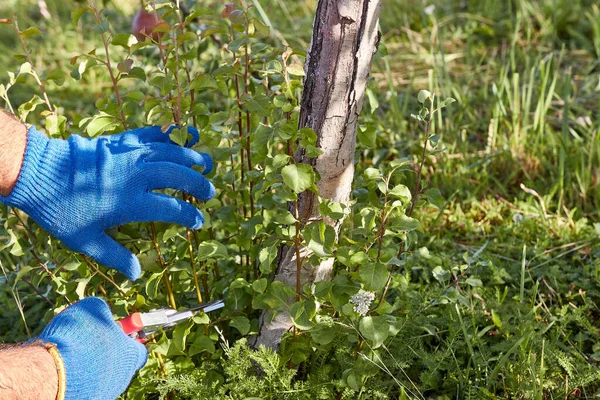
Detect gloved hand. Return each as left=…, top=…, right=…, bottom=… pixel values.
left=0, top=125, right=215, bottom=280
left=37, top=297, right=147, bottom=400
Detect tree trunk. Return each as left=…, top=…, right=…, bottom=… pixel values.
left=253, top=0, right=383, bottom=350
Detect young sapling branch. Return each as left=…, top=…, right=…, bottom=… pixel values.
left=90, top=5, right=127, bottom=129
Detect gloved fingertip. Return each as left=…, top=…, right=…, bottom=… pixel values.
left=121, top=256, right=141, bottom=281
left=134, top=341, right=149, bottom=370
left=198, top=152, right=213, bottom=175
left=185, top=126, right=200, bottom=147
left=191, top=212, right=205, bottom=230
left=133, top=126, right=165, bottom=143
left=80, top=296, right=109, bottom=310
left=205, top=182, right=216, bottom=201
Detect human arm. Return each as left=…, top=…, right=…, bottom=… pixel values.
left=0, top=345, right=58, bottom=400
left=0, top=113, right=215, bottom=279
left=0, top=110, right=27, bottom=197
left=0, top=297, right=147, bottom=400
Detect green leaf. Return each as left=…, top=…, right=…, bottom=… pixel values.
left=491, top=309, right=502, bottom=328
left=45, top=69, right=66, bottom=86
left=190, top=75, right=218, bottom=91
left=359, top=316, right=389, bottom=348
left=287, top=64, right=305, bottom=76
left=20, top=26, right=42, bottom=39
left=358, top=125, right=377, bottom=148
left=366, top=88, right=379, bottom=113
left=439, top=97, right=456, bottom=108
left=75, top=277, right=91, bottom=299
left=306, top=222, right=335, bottom=257
left=122, top=67, right=146, bottom=81
left=281, top=164, right=315, bottom=193
left=364, top=167, right=382, bottom=180
left=18, top=95, right=44, bottom=121
left=197, top=240, right=228, bottom=261
left=390, top=215, right=420, bottom=231
left=271, top=154, right=290, bottom=169
left=252, top=278, right=268, bottom=293
left=145, top=272, right=164, bottom=298
left=150, top=75, right=173, bottom=96
left=228, top=37, right=248, bottom=52
left=169, top=127, right=187, bottom=147
left=424, top=188, right=444, bottom=208
left=310, top=324, right=337, bottom=345
left=126, top=91, right=145, bottom=103
left=162, top=225, right=180, bottom=242
left=72, top=6, right=91, bottom=25
left=189, top=335, right=215, bottom=356
left=172, top=321, right=193, bottom=353
left=176, top=31, right=198, bottom=45
left=112, top=33, right=135, bottom=48
left=345, top=371, right=362, bottom=391
left=185, top=7, right=214, bottom=23
left=244, top=94, right=271, bottom=117
left=389, top=184, right=412, bottom=203
left=432, top=266, right=449, bottom=283
left=45, top=114, right=66, bottom=138
left=290, top=300, right=316, bottom=330
left=253, top=18, right=270, bottom=36
left=193, top=313, right=210, bottom=325
left=465, top=277, right=483, bottom=287
left=298, top=127, right=317, bottom=146
left=18, top=62, right=32, bottom=77
left=85, top=113, right=122, bottom=137
left=318, top=200, right=346, bottom=220
left=332, top=275, right=360, bottom=297
left=258, top=246, right=278, bottom=274
left=253, top=281, right=295, bottom=310
left=359, top=263, right=388, bottom=291
left=350, top=251, right=368, bottom=265
left=230, top=316, right=250, bottom=335
left=14, top=266, right=33, bottom=284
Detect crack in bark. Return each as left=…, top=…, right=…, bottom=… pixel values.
left=335, top=0, right=371, bottom=165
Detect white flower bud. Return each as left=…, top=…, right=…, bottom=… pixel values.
left=417, top=90, right=432, bottom=104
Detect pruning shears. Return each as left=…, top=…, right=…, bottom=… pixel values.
left=117, top=299, right=225, bottom=343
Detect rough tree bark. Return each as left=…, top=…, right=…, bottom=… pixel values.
left=253, top=0, right=383, bottom=349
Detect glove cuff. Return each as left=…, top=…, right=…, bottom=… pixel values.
left=0, top=127, right=69, bottom=219
left=29, top=340, right=67, bottom=400
left=38, top=298, right=148, bottom=400
left=0, top=126, right=48, bottom=206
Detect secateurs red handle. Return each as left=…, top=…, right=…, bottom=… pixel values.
left=117, top=299, right=225, bottom=343
left=117, top=313, right=146, bottom=338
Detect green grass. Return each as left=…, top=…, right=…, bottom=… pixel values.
left=0, top=0, right=599, bottom=398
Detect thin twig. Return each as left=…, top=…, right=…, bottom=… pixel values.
left=408, top=119, right=431, bottom=217
left=91, top=4, right=127, bottom=128
left=82, top=256, right=127, bottom=297
left=150, top=222, right=177, bottom=309
left=12, top=14, right=54, bottom=115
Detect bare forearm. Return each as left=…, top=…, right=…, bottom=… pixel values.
left=0, top=344, right=59, bottom=400
left=0, top=110, right=27, bottom=197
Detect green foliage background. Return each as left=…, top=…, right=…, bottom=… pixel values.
left=1, top=0, right=600, bottom=399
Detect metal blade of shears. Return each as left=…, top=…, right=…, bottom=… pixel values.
left=164, top=299, right=225, bottom=326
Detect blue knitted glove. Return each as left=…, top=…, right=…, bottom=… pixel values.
left=37, top=297, right=147, bottom=400
left=0, top=125, right=215, bottom=280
